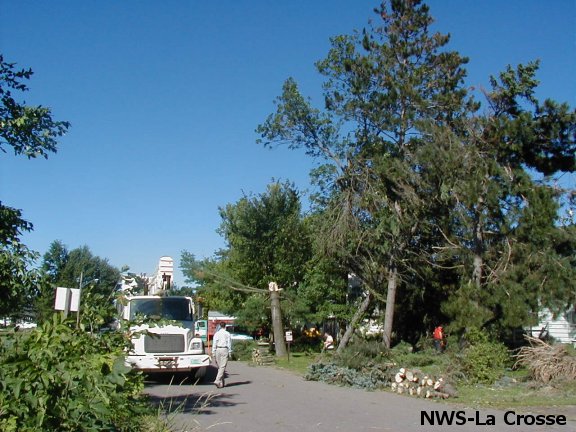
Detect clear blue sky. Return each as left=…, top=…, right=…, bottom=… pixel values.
left=1, top=1, right=575, bottom=286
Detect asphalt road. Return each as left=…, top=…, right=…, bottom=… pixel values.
left=144, top=361, right=575, bottom=432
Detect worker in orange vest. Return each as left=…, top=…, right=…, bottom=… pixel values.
left=433, top=325, right=445, bottom=352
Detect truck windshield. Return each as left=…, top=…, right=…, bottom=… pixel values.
left=129, top=298, right=192, bottom=321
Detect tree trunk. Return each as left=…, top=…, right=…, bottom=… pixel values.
left=472, top=195, right=485, bottom=289
left=270, top=288, right=287, bottom=357
left=337, top=291, right=371, bottom=353
left=382, top=260, right=398, bottom=349
left=472, top=216, right=483, bottom=289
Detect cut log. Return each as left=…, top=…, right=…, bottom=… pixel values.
left=434, top=378, right=443, bottom=390
left=388, top=366, right=454, bottom=399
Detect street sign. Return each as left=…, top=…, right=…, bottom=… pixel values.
left=285, top=331, right=293, bottom=342
left=55, top=287, right=80, bottom=312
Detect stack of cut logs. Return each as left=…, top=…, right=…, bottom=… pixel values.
left=252, top=345, right=275, bottom=366
left=391, top=367, right=456, bottom=399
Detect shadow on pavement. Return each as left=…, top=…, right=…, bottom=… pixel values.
left=223, top=380, right=252, bottom=387
left=147, top=391, right=245, bottom=416
left=144, top=365, right=218, bottom=386
left=144, top=366, right=253, bottom=416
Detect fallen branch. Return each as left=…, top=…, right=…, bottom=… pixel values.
left=514, top=335, right=576, bottom=383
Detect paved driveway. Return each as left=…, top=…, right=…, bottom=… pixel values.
left=144, top=361, right=575, bottom=432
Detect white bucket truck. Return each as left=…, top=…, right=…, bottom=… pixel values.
left=119, top=295, right=210, bottom=381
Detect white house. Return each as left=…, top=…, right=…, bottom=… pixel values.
left=526, top=307, right=576, bottom=346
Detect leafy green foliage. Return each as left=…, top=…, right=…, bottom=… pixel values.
left=38, top=242, right=121, bottom=327
left=305, top=361, right=391, bottom=390
left=304, top=338, right=397, bottom=389
left=331, top=338, right=389, bottom=371
left=257, top=0, right=478, bottom=348
left=287, top=245, right=349, bottom=325
left=0, top=314, right=149, bottom=432
left=180, top=251, right=247, bottom=316
left=217, top=181, right=311, bottom=290
left=424, top=62, right=576, bottom=336
left=230, top=340, right=256, bottom=361
left=43, top=244, right=120, bottom=293
left=0, top=202, right=40, bottom=320
left=457, top=328, right=511, bottom=384
left=182, top=182, right=314, bottom=330
left=0, top=54, right=70, bottom=158
left=177, top=0, right=576, bottom=352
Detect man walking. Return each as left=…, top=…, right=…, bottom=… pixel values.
left=212, top=322, right=232, bottom=388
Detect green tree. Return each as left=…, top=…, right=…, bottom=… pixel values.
left=290, top=250, right=349, bottom=327
left=0, top=203, right=39, bottom=320
left=41, top=240, right=69, bottom=283
left=38, top=242, right=120, bottom=328
left=218, top=181, right=311, bottom=290
left=257, top=0, right=474, bottom=348
left=423, top=62, right=576, bottom=335
left=0, top=55, right=70, bottom=319
left=183, top=181, right=312, bottom=356
left=180, top=251, right=246, bottom=315
left=0, top=54, right=70, bottom=158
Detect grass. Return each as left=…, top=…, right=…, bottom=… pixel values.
left=274, top=351, right=321, bottom=375
left=454, top=380, right=576, bottom=409
left=268, top=348, right=576, bottom=418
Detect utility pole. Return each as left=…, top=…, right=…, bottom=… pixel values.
left=76, top=271, right=83, bottom=328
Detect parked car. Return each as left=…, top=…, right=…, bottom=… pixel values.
left=16, top=322, right=37, bottom=330
left=230, top=332, right=253, bottom=341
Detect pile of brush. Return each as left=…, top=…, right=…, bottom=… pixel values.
left=515, top=336, right=576, bottom=383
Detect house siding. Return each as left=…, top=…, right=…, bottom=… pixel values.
left=526, top=307, right=576, bottom=345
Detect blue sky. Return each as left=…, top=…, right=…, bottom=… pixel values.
left=1, top=1, right=575, bottom=285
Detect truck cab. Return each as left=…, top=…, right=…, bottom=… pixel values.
left=119, top=295, right=210, bottom=381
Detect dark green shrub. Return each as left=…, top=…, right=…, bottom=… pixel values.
left=230, top=340, right=256, bottom=361
left=305, top=361, right=391, bottom=389
left=304, top=339, right=395, bottom=389
left=458, top=327, right=510, bottom=384
left=0, top=314, right=149, bottom=431
left=392, top=350, right=437, bottom=368
left=332, top=338, right=389, bottom=370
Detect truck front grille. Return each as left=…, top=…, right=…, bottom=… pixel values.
left=144, top=334, right=185, bottom=353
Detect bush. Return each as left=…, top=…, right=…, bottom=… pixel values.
left=332, top=338, right=389, bottom=370
left=0, top=314, right=150, bottom=431
left=230, top=340, right=256, bottom=361
left=304, top=339, right=394, bottom=389
left=458, top=327, right=510, bottom=384
left=391, top=346, right=437, bottom=368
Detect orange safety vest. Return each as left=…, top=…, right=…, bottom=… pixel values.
left=433, top=327, right=443, bottom=340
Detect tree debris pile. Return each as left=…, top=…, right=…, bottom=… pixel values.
left=391, top=367, right=457, bottom=399
left=515, top=336, right=576, bottom=383
left=304, top=361, right=395, bottom=390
